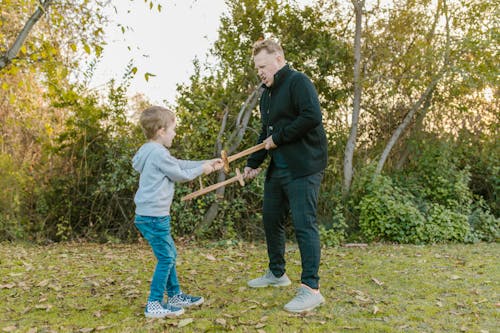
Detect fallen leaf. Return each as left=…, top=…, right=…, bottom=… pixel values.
left=177, top=318, right=193, bottom=328
left=215, top=318, right=226, bottom=326
left=255, top=323, right=266, bottom=329
left=37, top=279, right=50, bottom=287
left=371, top=277, right=384, bottom=286
left=373, top=305, right=380, bottom=314
left=78, top=328, right=94, bottom=333
left=204, top=254, right=216, bottom=261
left=0, top=283, right=15, bottom=289
left=450, top=275, right=461, bottom=280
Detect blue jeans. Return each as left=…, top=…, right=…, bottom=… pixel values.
left=135, top=215, right=181, bottom=302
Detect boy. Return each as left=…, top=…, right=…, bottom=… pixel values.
left=133, top=106, right=223, bottom=318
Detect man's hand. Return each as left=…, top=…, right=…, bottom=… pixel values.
left=244, top=166, right=261, bottom=179
left=264, top=135, right=277, bottom=150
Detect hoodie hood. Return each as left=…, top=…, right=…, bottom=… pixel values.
left=132, top=142, right=162, bottom=173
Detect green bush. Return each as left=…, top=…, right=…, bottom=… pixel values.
left=0, top=153, right=28, bottom=240
left=358, top=175, right=426, bottom=244
left=422, top=203, right=470, bottom=243
left=467, top=200, right=500, bottom=242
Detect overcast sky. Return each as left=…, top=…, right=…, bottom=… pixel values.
left=89, top=0, right=316, bottom=105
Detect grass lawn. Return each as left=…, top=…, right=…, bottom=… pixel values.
left=0, top=241, right=498, bottom=332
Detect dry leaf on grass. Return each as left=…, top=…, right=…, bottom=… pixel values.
left=177, top=318, right=194, bottom=328
left=371, top=277, right=384, bottom=286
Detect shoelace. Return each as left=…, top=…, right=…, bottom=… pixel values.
left=292, top=288, right=310, bottom=302
left=170, top=293, right=188, bottom=303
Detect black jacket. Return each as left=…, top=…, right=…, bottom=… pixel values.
left=247, top=65, right=328, bottom=178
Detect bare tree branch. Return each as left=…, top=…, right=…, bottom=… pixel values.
left=0, top=0, right=53, bottom=70
left=375, top=0, right=452, bottom=174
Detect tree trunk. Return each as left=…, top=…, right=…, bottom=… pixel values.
left=198, top=85, right=264, bottom=232
left=375, top=71, right=445, bottom=174
left=376, top=0, right=451, bottom=174
left=0, top=0, right=52, bottom=70
left=343, top=0, right=365, bottom=196
left=395, top=90, right=434, bottom=170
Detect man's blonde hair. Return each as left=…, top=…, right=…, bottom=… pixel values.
left=252, top=39, right=284, bottom=57
left=139, top=106, right=175, bottom=139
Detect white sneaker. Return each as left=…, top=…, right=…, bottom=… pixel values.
left=144, top=301, right=185, bottom=318
left=247, top=269, right=291, bottom=288
left=284, top=285, right=325, bottom=313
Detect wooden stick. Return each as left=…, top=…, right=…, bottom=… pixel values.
left=181, top=169, right=245, bottom=201
left=221, top=142, right=266, bottom=173
left=227, top=142, right=266, bottom=163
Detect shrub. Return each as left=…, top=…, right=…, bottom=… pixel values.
left=467, top=200, right=500, bottom=242
left=0, top=153, right=28, bottom=240
left=358, top=175, right=426, bottom=244
left=422, top=203, right=470, bottom=243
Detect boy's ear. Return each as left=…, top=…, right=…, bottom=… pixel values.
left=154, top=127, right=164, bottom=138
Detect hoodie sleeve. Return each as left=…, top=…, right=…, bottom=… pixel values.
left=177, top=159, right=205, bottom=170
left=154, top=149, right=205, bottom=183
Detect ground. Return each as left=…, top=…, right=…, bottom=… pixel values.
left=0, top=241, right=498, bottom=332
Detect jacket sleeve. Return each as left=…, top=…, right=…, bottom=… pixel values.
left=155, top=150, right=205, bottom=183
left=272, top=73, right=322, bottom=145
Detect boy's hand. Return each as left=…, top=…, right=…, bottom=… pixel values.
left=202, top=158, right=223, bottom=175
left=210, top=158, right=224, bottom=171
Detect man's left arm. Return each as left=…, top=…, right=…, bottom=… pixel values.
left=272, top=74, right=322, bottom=146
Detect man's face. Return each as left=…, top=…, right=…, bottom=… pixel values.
left=253, top=50, right=283, bottom=87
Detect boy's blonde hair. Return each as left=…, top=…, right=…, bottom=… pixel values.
left=252, top=39, right=284, bottom=57
left=139, top=106, right=175, bottom=139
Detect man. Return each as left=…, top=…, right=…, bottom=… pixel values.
left=244, top=39, right=328, bottom=313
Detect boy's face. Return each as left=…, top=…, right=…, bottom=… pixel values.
left=254, top=50, right=283, bottom=87
left=157, top=119, right=176, bottom=148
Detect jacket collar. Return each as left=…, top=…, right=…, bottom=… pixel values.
left=261, top=64, right=291, bottom=90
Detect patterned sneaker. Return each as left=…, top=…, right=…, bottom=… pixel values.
left=247, top=269, right=292, bottom=288
left=168, top=292, right=204, bottom=308
left=284, top=285, right=325, bottom=313
left=144, top=301, right=184, bottom=318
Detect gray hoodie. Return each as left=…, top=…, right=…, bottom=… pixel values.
left=132, top=142, right=205, bottom=216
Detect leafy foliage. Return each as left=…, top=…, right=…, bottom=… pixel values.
left=0, top=0, right=497, bottom=245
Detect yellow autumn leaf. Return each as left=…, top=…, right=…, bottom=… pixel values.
left=83, top=44, right=91, bottom=54
left=144, top=72, right=156, bottom=81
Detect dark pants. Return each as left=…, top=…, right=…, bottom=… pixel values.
left=263, top=168, right=323, bottom=289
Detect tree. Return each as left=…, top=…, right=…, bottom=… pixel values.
left=343, top=0, right=365, bottom=194
left=0, top=0, right=52, bottom=70
left=175, top=0, right=351, bottom=233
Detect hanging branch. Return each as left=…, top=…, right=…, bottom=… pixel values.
left=375, top=0, right=452, bottom=174
left=200, top=85, right=263, bottom=230
left=0, top=0, right=53, bottom=70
